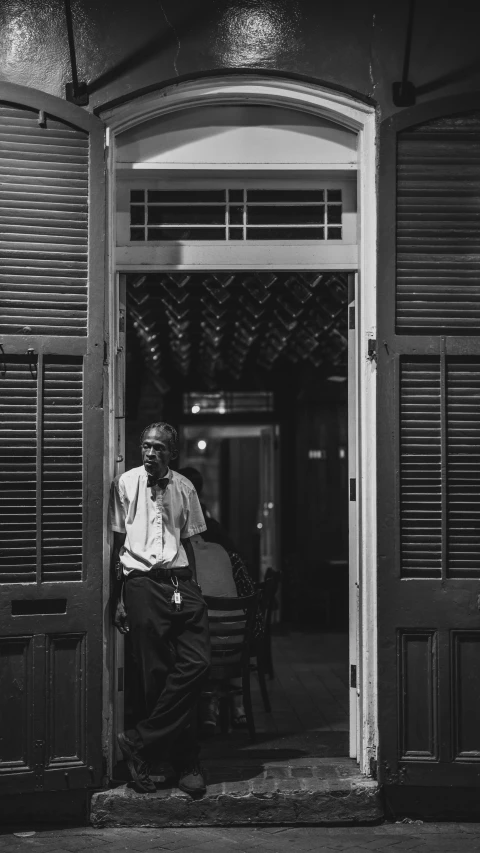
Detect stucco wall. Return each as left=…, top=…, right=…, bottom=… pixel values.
left=0, top=0, right=478, bottom=116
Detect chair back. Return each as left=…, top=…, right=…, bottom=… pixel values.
left=257, top=568, right=281, bottom=632
left=204, top=592, right=260, bottom=678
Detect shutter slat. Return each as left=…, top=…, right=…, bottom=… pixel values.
left=1, top=232, right=87, bottom=245
left=0, top=159, right=87, bottom=176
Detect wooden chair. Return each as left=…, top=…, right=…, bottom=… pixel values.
left=204, top=591, right=260, bottom=742
left=256, top=568, right=281, bottom=681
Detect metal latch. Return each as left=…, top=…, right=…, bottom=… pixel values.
left=367, top=339, right=377, bottom=362
left=349, top=478, right=356, bottom=501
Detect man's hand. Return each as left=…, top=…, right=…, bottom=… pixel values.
left=114, top=600, right=129, bottom=634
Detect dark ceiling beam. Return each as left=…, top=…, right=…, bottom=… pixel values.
left=64, top=0, right=89, bottom=106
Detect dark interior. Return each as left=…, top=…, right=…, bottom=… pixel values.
left=124, top=270, right=350, bottom=626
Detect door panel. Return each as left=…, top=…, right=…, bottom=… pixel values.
left=0, top=84, right=105, bottom=794
left=378, top=101, right=480, bottom=788
left=0, top=636, right=35, bottom=788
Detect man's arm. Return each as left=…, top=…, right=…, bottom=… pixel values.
left=111, top=531, right=129, bottom=634
left=182, top=536, right=197, bottom=584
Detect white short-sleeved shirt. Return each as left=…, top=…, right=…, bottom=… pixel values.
left=110, top=466, right=206, bottom=574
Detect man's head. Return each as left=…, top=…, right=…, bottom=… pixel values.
left=140, top=422, right=178, bottom=479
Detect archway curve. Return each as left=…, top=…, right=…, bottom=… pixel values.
left=101, top=74, right=375, bottom=136
left=103, top=73, right=378, bottom=777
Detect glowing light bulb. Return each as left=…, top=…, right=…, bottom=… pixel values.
left=257, top=522, right=263, bottom=529
left=197, top=440, right=207, bottom=451
left=191, top=405, right=200, bottom=414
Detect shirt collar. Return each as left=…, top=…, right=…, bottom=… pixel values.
left=143, top=466, right=172, bottom=484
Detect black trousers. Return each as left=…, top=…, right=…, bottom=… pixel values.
left=124, top=574, right=211, bottom=762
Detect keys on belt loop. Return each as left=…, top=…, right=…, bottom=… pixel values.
left=170, top=575, right=184, bottom=611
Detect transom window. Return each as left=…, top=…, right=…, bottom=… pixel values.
left=130, top=189, right=343, bottom=242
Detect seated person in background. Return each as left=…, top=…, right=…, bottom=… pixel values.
left=177, top=466, right=236, bottom=552
left=178, top=467, right=261, bottom=732
left=188, top=533, right=262, bottom=732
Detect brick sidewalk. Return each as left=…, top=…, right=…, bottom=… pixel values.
left=1, top=824, right=480, bottom=852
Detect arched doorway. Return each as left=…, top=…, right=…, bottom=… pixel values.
left=101, top=76, right=377, bottom=779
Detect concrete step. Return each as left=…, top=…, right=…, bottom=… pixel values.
left=90, top=758, right=383, bottom=827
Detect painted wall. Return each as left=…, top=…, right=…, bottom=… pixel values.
left=0, top=0, right=478, bottom=116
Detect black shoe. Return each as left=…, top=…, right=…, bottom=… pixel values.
left=176, top=761, right=207, bottom=797
left=117, top=731, right=156, bottom=794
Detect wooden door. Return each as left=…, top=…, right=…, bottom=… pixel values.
left=0, top=84, right=105, bottom=793
left=378, top=99, right=480, bottom=787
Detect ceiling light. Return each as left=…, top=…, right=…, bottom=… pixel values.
left=197, top=440, right=207, bottom=451
left=191, top=405, right=200, bottom=414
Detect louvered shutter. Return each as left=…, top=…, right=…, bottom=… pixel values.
left=378, top=100, right=480, bottom=794
left=396, top=112, right=480, bottom=331
left=0, top=84, right=105, bottom=794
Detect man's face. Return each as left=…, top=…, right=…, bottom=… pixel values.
left=141, top=428, right=173, bottom=478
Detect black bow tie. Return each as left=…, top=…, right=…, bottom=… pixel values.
left=148, top=475, right=169, bottom=490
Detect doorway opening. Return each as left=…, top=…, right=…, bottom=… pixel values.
left=104, top=77, right=378, bottom=780
left=116, top=269, right=352, bottom=777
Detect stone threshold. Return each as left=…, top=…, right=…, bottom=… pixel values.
left=90, top=758, right=383, bottom=827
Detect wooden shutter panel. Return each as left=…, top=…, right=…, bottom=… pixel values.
left=0, top=102, right=88, bottom=336
left=42, top=357, right=84, bottom=582
left=0, top=356, right=38, bottom=583
left=378, top=99, right=480, bottom=795
left=396, top=112, right=480, bottom=332
left=400, top=359, right=442, bottom=578
left=446, top=360, right=480, bottom=577
left=0, top=84, right=104, bottom=794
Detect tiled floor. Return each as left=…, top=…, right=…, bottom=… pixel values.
left=260, top=631, right=349, bottom=734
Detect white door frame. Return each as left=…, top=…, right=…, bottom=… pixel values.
left=101, top=76, right=377, bottom=777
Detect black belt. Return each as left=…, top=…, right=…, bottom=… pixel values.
left=126, top=567, right=192, bottom=582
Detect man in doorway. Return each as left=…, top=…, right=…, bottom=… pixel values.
left=110, top=422, right=210, bottom=795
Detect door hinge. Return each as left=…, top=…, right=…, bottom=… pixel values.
left=103, top=341, right=109, bottom=365
left=349, top=306, right=355, bottom=330
left=350, top=664, right=357, bottom=688
left=367, top=338, right=377, bottom=362
left=349, top=478, right=356, bottom=501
